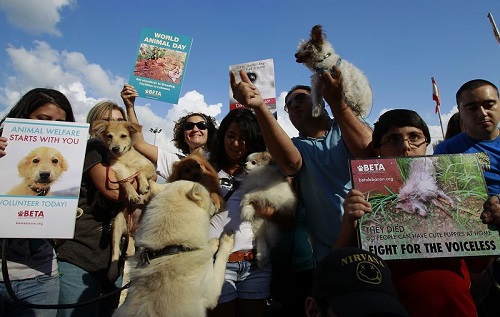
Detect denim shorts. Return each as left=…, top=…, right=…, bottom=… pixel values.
left=218, top=260, right=271, bottom=303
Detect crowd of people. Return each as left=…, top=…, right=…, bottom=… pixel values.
left=1, top=67, right=500, bottom=317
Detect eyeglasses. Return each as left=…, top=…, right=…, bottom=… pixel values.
left=184, top=121, right=208, bottom=131
left=284, top=93, right=310, bottom=113
left=380, top=134, right=427, bottom=149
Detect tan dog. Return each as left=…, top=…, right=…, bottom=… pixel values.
left=113, top=180, right=234, bottom=317
left=240, top=151, right=297, bottom=268
left=8, top=146, right=68, bottom=196
left=168, top=149, right=224, bottom=212
left=91, top=120, right=166, bottom=281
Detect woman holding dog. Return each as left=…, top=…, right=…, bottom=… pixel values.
left=207, top=107, right=275, bottom=317
left=55, top=100, right=131, bottom=317
left=0, top=88, right=75, bottom=317
left=121, top=84, right=218, bottom=179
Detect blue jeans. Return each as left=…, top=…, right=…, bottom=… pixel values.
left=218, top=260, right=271, bottom=303
left=0, top=273, right=59, bottom=317
left=57, top=261, right=122, bottom=317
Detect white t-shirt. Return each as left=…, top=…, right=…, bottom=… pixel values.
left=156, top=148, right=183, bottom=179
left=209, top=170, right=255, bottom=252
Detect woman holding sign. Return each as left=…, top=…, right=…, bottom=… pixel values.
left=120, top=84, right=218, bottom=179
left=335, top=109, right=488, bottom=317
left=0, top=88, right=75, bottom=317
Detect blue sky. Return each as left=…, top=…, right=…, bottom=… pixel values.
left=0, top=0, right=499, bottom=153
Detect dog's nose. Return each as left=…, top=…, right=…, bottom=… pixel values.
left=39, top=172, right=51, bottom=180
left=111, top=146, right=121, bottom=154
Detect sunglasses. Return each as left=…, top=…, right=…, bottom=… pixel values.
left=284, top=93, right=310, bottom=113
left=184, top=121, right=208, bottom=131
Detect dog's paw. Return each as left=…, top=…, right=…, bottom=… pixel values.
left=209, top=237, right=220, bottom=253
left=138, top=183, right=150, bottom=195
left=210, top=193, right=221, bottom=212
left=128, top=192, right=141, bottom=204
left=219, top=231, right=235, bottom=250
left=240, top=205, right=255, bottom=221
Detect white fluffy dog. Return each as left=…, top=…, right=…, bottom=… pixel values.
left=113, top=180, right=234, bottom=317
left=295, top=24, right=373, bottom=118
left=240, top=151, right=297, bottom=268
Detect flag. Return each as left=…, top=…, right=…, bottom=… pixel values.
left=488, top=12, right=500, bottom=46
left=432, top=77, right=440, bottom=114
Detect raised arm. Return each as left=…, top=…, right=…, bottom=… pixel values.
left=321, top=68, right=374, bottom=158
left=230, top=70, right=302, bottom=176
left=121, top=84, right=159, bottom=165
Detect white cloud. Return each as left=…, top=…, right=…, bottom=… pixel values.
left=0, top=0, right=74, bottom=36
left=276, top=91, right=299, bottom=138
left=0, top=41, right=227, bottom=155
left=1, top=41, right=125, bottom=122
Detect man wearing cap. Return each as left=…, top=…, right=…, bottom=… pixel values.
left=305, top=248, right=409, bottom=317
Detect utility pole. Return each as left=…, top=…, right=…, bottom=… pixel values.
left=150, top=127, right=162, bottom=145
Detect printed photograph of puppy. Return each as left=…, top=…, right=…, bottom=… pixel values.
left=7, top=146, right=68, bottom=196
left=240, top=151, right=298, bottom=268
left=168, top=149, right=224, bottom=213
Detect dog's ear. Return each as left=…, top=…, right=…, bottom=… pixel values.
left=311, top=25, right=325, bottom=46
left=126, top=122, right=143, bottom=134
left=58, top=151, right=69, bottom=172
left=18, top=152, right=34, bottom=174
left=91, top=120, right=109, bottom=139
left=186, top=182, right=207, bottom=206
left=262, top=151, right=275, bottom=165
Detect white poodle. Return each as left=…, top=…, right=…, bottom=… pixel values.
left=295, top=25, right=373, bottom=118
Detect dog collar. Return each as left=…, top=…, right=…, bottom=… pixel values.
left=313, top=55, right=341, bottom=72
left=28, top=185, right=50, bottom=196
left=139, top=245, right=198, bottom=267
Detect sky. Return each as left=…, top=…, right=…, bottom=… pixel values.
left=0, top=0, right=499, bottom=154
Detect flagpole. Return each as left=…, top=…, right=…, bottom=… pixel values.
left=487, top=12, right=500, bottom=46
left=431, top=77, right=445, bottom=139
left=437, top=106, right=445, bottom=139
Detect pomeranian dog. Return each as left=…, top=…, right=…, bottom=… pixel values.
left=396, top=157, right=456, bottom=217
left=295, top=24, right=373, bottom=118
left=239, top=151, right=297, bottom=268
left=168, top=149, right=224, bottom=212
left=92, top=120, right=166, bottom=281
left=113, top=180, right=234, bottom=317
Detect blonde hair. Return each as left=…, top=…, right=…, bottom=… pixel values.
left=86, top=100, right=126, bottom=136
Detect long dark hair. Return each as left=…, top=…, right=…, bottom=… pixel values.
left=1, top=88, right=75, bottom=126
left=209, top=109, right=265, bottom=170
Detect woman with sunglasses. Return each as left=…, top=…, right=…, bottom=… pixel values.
left=121, top=84, right=217, bottom=179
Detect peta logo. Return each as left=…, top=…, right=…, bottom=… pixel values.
left=145, top=89, right=161, bottom=97
left=357, top=163, right=386, bottom=172
left=18, top=210, right=45, bottom=218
